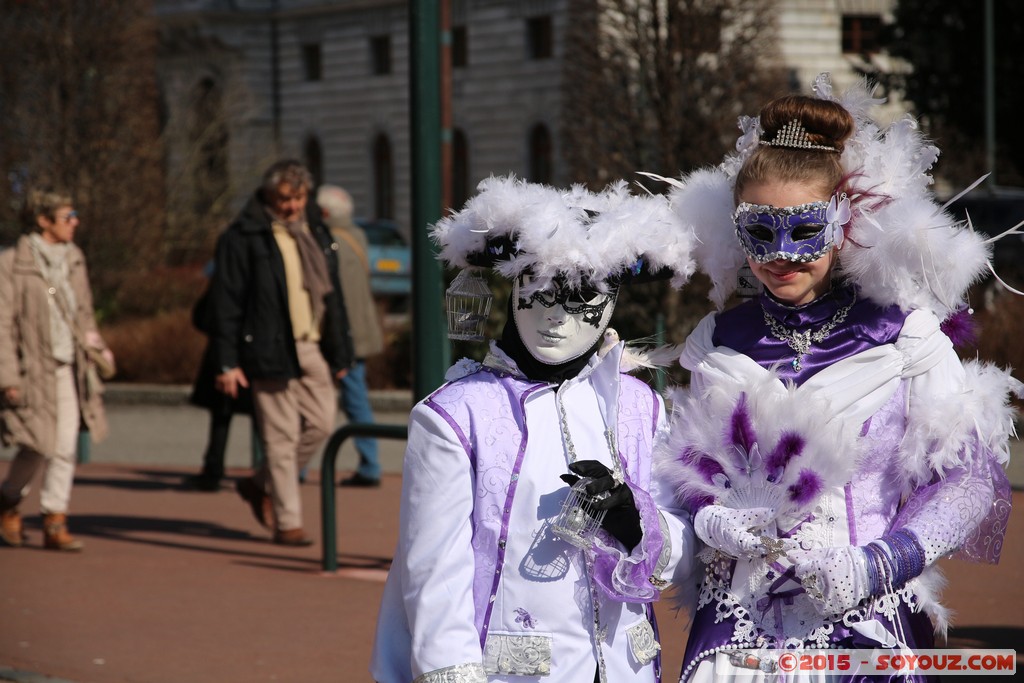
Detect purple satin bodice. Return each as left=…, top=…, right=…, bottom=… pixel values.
left=713, top=287, right=908, bottom=385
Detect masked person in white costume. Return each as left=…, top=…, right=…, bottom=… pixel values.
left=371, top=176, right=699, bottom=683
left=653, top=75, right=1021, bottom=682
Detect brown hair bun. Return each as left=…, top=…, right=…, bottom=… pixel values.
left=760, top=95, right=854, bottom=153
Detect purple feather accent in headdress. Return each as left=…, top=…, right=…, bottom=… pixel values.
left=727, top=393, right=756, bottom=462
left=764, top=432, right=806, bottom=481
left=787, top=469, right=823, bottom=507
left=940, top=306, right=979, bottom=349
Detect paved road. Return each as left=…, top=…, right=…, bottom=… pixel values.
left=18, top=383, right=1024, bottom=488
left=0, top=382, right=412, bottom=482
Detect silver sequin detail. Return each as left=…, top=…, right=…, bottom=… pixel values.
left=414, top=662, right=487, bottom=683
left=626, top=618, right=661, bottom=665
left=482, top=633, right=552, bottom=676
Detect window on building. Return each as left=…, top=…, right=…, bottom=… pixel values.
left=452, top=128, right=469, bottom=210
left=451, top=25, right=468, bottom=68
left=189, top=77, right=229, bottom=216
left=304, top=136, right=323, bottom=188
left=842, top=14, right=882, bottom=55
left=528, top=123, right=552, bottom=184
left=302, top=43, right=322, bottom=81
left=787, top=68, right=801, bottom=92
left=526, top=15, right=553, bottom=60
left=373, top=133, right=394, bottom=219
left=370, top=35, right=392, bottom=75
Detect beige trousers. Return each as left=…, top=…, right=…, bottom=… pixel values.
left=251, top=341, right=335, bottom=532
left=1, top=365, right=81, bottom=514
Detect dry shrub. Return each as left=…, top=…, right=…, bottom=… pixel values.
left=965, top=283, right=1024, bottom=410
left=103, top=295, right=414, bottom=388
left=102, top=307, right=205, bottom=384
left=106, top=265, right=207, bottom=320
left=975, top=293, right=1024, bottom=366
left=366, top=302, right=412, bottom=390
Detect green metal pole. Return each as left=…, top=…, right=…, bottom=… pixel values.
left=320, top=423, right=408, bottom=572
left=76, top=430, right=90, bottom=464
left=409, top=0, right=450, bottom=401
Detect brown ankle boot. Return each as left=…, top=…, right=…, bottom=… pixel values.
left=43, top=513, right=84, bottom=551
left=0, top=508, right=23, bottom=547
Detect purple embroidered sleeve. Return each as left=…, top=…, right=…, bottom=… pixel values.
left=589, top=481, right=665, bottom=603
left=891, top=438, right=1010, bottom=565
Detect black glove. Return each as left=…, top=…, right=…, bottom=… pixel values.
left=560, top=460, right=643, bottom=552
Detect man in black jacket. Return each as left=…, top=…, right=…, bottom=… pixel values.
left=209, top=160, right=354, bottom=546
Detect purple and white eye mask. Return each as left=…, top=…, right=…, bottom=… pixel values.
left=734, top=194, right=851, bottom=263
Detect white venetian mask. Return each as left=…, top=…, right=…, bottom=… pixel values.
left=512, top=275, right=616, bottom=365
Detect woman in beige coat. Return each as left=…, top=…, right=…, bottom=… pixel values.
left=0, top=188, right=112, bottom=551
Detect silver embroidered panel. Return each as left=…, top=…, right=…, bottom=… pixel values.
left=413, top=662, right=487, bottom=683
left=483, top=633, right=552, bottom=676
left=653, top=512, right=673, bottom=580
left=626, top=619, right=661, bottom=666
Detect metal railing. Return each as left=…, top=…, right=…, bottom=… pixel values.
left=320, top=422, right=408, bottom=572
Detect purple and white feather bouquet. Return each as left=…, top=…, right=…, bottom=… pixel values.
left=656, top=373, right=860, bottom=522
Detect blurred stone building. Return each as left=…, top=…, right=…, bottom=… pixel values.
left=153, top=0, right=901, bottom=237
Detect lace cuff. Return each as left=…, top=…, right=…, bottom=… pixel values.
left=413, top=663, right=487, bottom=683
left=590, top=480, right=665, bottom=603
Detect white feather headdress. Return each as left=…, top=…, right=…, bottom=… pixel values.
left=656, top=73, right=1012, bottom=317
left=431, top=175, right=698, bottom=296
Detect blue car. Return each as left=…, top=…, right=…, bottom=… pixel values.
left=355, top=218, right=412, bottom=297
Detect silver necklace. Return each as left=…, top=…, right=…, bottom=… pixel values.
left=555, top=388, right=620, bottom=682
left=555, top=388, right=623, bottom=477
left=761, top=294, right=855, bottom=371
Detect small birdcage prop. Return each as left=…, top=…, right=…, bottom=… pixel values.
left=551, top=478, right=608, bottom=549
left=445, top=268, right=493, bottom=341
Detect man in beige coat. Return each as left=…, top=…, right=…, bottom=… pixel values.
left=0, top=188, right=113, bottom=551
left=316, top=185, right=386, bottom=486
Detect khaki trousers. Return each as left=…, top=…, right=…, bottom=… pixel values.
left=1, top=364, right=81, bottom=514
left=251, top=341, right=335, bottom=532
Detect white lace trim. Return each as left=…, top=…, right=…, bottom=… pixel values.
left=445, top=357, right=483, bottom=381
left=696, top=551, right=922, bottom=652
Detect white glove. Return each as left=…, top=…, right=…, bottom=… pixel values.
left=791, top=546, right=871, bottom=616
left=693, top=505, right=777, bottom=559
